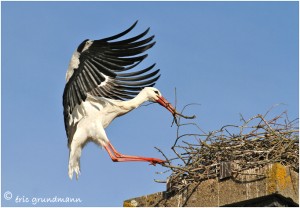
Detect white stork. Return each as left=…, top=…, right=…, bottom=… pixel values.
left=63, top=21, right=177, bottom=180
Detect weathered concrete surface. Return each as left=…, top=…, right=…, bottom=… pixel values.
left=123, top=163, right=298, bottom=207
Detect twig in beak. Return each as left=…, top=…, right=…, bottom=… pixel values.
left=171, top=111, right=196, bottom=127
left=175, top=111, right=196, bottom=120
left=156, top=94, right=196, bottom=126
left=171, top=88, right=197, bottom=126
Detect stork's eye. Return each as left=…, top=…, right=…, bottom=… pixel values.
left=154, top=90, right=159, bottom=95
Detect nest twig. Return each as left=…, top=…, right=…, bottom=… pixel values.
left=155, top=105, right=299, bottom=192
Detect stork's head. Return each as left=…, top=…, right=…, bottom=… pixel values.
left=143, top=87, right=177, bottom=115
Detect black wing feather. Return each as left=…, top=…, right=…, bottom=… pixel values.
left=109, top=33, right=154, bottom=49
left=114, top=75, right=160, bottom=87
left=117, top=69, right=160, bottom=81
left=118, top=63, right=155, bottom=77
left=104, top=42, right=155, bottom=57
left=99, top=21, right=138, bottom=42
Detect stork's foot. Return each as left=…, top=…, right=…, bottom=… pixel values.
left=148, top=158, right=165, bottom=166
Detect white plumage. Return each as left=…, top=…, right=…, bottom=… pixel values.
left=63, top=21, right=176, bottom=179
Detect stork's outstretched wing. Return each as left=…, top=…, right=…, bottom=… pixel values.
left=62, top=21, right=160, bottom=141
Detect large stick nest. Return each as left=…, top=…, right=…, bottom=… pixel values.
left=155, top=106, right=299, bottom=192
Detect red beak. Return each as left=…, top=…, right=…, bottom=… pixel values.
left=156, top=96, right=176, bottom=115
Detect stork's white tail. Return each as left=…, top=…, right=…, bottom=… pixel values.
left=68, top=147, right=82, bottom=180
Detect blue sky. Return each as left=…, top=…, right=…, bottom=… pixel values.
left=2, top=1, right=298, bottom=207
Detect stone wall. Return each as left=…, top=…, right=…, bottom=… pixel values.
left=123, top=163, right=298, bottom=207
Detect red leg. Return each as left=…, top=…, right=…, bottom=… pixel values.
left=104, top=142, right=165, bottom=165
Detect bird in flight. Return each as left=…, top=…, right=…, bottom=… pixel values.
left=63, top=21, right=179, bottom=180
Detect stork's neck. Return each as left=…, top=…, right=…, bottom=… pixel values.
left=122, top=90, right=149, bottom=111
